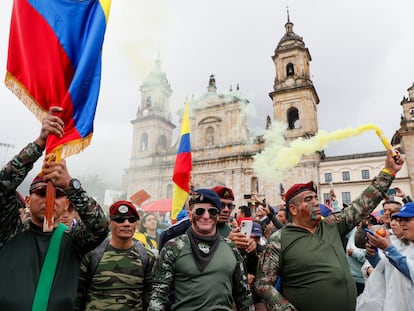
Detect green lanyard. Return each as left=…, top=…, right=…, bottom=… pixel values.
left=31, top=223, right=67, bottom=311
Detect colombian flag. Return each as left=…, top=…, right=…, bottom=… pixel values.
left=5, top=0, right=111, bottom=157
left=172, top=100, right=192, bottom=220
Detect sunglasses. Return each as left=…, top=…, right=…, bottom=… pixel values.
left=110, top=216, right=138, bottom=224
left=221, top=202, right=235, bottom=210
left=31, top=186, right=67, bottom=198
left=194, top=207, right=219, bottom=217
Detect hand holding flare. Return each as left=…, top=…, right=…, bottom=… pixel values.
left=375, top=129, right=398, bottom=159
left=253, top=123, right=399, bottom=181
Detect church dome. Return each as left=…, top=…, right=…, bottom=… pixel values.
left=276, top=20, right=305, bottom=51
left=141, top=58, right=171, bottom=91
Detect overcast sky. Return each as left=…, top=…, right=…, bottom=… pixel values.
left=0, top=0, right=413, bottom=191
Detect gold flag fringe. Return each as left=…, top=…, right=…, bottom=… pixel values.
left=5, top=72, right=94, bottom=161
left=50, top=133, right=93, bottom=161
left=4, top=72, right=48, bottom=122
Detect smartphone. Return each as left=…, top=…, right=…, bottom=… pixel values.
left=387, top=188, right=397, bottom=195
left=244, top=194, right=252, bottom=199
left=363, top=228, right=377, bottom=251
left=363, top=228, right=374, bottom=236
left=240, top=220, right=253, bottom=237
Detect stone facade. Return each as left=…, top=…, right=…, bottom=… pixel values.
left=122, top=19, right=413, bottom=209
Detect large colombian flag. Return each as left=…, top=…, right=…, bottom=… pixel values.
left=171, top=100, right=192, bottom=220
left=5, top=0, right=111, bottom=158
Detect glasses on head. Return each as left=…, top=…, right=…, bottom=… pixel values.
left=31, top=186, right=67, bottom=198
left=110, top=216, right=138, bottom=224
left=221, top=202, right=235, bottom=210
left=194, top=207, right=219, bottom=217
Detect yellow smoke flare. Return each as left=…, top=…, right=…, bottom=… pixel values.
left=253, top=122, right=393, bottom=181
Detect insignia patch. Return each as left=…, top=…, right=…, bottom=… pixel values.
left=118, top=205, right=129, bottom=214
left=198, top=242, right=210, bottom=254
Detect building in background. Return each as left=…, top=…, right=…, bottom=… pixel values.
left=122, top=17, right=413, bottom=209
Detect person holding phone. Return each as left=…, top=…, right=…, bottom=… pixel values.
left=395, top=186, right=413, bottom=204
left=255, top=149, right=404, bottom=311
left=355, top=200, right=403, bottom=249
left=356, top=202, right=414, bottom=310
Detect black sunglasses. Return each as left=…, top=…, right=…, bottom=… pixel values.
left=221, top=202, right=235, bottom=210
left=111, top=216, right=138, bottom=224
left=31, top=186, right=67, bottom=198
left=194, top=207, right=219, bottom=217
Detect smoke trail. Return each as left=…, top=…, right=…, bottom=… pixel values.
left=253, top=122, right=385, bottom=181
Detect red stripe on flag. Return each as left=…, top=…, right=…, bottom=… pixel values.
left=172, top=152, right=192, bottom=192
left=8, top=0, right=75, bottom=109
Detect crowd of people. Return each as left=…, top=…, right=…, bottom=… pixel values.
left=0, top=108, right=413, bottom=310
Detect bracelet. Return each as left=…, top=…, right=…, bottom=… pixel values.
left=382, top=168, right=395, bottom=177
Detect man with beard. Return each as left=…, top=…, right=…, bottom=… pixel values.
left=149, top=189, right=254, bottom=311
left=75, top=201, right=155, bottom=311
left=255, top=149, right=404, bottom=311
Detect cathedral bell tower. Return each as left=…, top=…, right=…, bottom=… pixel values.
left=270, top=14, right=319, bottom=142
left=269, top=13, right=321, bottom=187
left=395, top=83, right=414, bottom=195
left=123, top=57, right=176, bottom=200
left=130, top=57, right=175, bottom=161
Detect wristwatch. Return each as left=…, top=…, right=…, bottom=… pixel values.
left=69, top=178, right=82, bottom=191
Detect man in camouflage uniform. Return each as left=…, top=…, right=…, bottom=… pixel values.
left=254, top=149, right=404, bottom=311
left=75, top=200, right=155, bottom=311
left=0, top=107, right=109, bottom=311
left=149, top=188, right=254, bottom=311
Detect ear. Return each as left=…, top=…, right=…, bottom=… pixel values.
left=188, top=209, right=193, bottom=222
left=288, top=204, right=298, bottom=217
left=24, top=195, right=31, bottom=209
left=63, top=198, right=70, bottom=211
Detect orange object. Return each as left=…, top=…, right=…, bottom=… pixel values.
left=375, top=227, right=386, bottom=237
left=44, top=181, right=55, bottom=232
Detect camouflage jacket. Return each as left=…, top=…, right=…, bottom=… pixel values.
left=254, top=171, right=394, bottom=311
left=0, top=142, right=109, bottom=253
left=149, top=232, right=254, bottom=311
left=0, top=142, right=109, bottom=310
left=75, top=239, right=155, bottom=311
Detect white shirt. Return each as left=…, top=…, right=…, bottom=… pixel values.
left=356, top=239, right=414, bottom=311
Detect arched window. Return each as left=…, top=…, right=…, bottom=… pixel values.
left=286, top=63, right=294, bottom=76
left=166, top=184, right=173, bottom=198
left=139, top=133, right=148, bottom=151
left=158, top=135, right=167, bottom=150
left=287, top=108, right=300, bottom=129
left=205, top=126, right=215, bottom=146
left=251, top=177, right=259, bottom=194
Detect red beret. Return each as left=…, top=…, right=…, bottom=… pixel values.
left=29, top=174, right=47, bottom=193
left=211, top=186, right=234, bottom=201
left=110, top=201, right=139, bottom=218
left=285, top=181, right=317, bottom=203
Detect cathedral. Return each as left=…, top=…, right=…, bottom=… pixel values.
left=122, top=17, right=414, bottom=209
